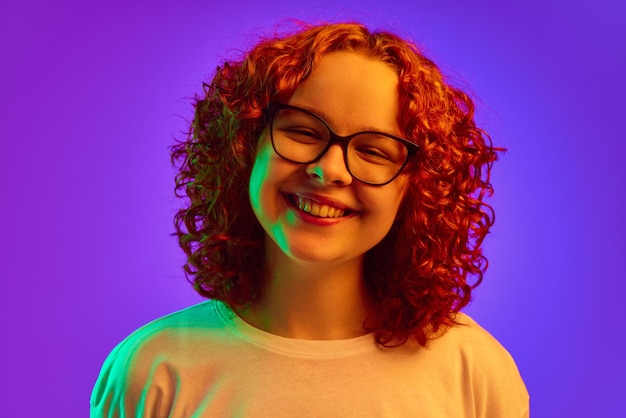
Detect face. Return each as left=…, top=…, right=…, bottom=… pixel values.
left=249, top=51, right=409, bottom=267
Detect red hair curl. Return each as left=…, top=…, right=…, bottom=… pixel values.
left=171, top=22, right=502, bottom=347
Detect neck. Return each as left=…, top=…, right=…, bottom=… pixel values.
left=237, top=239, right=373, bottom=340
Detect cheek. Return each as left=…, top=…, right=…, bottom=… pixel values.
left=249, top=141, right=274, bottom=215
left=377, top=179, right=410, bottom=228
left=387, top=177, right=409, bottom=211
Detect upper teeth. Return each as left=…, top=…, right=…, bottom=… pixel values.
left=296, top=197, right=345, bottom=218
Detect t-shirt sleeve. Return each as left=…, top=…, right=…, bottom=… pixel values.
left=90, top=336, right=152, bottom=417
left=90, top=302, right=218, bottom=417
left=462, top=319, right=530, bottom=417
left=478, top=349, right=529, bottom=418
left=90, top=332, right=179, bottom=417
left=90, top=338, right=133, bottom=417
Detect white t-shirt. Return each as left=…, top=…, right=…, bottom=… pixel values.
left=91, top=300, right=529, bottom=417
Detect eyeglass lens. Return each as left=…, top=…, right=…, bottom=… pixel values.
left=271, top=107, right=409, bottom=185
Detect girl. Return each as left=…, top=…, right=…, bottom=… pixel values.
left=91, top=22, right=528, bottom=417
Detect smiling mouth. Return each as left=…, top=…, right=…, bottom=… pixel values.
left=289, top=195, right=348, bottom=218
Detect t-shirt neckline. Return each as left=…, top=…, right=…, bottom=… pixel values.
left=212, top=299, right=379, bottom=358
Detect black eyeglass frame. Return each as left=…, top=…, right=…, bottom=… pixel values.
left=267, top=103, right=419, bottom=186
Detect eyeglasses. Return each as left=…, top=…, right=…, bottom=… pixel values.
left=268, top=103, right=419, bottom=186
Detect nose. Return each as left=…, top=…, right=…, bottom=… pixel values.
left=305, top=144, right=353, bottom=186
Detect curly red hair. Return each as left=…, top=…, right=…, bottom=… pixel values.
left=171, top=22, right=502, bottom=347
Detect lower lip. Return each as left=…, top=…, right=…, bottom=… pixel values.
left=283, top=194, right=354, bottom=226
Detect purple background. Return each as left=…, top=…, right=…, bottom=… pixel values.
left=1, top=0, right=624, bottom=416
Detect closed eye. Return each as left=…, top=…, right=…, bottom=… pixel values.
left=281, top=127, right=326, bottom=144
left=355, top=146, right=393, bottom=162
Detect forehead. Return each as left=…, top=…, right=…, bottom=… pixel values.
left=287, top=51, right=401, bottom=136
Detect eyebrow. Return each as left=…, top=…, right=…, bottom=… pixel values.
left=291, top=103, right=402, bottom=137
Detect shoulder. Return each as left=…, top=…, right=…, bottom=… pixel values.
left=90, top=300, right=228, bottom=415
left=437, top=312, right=525, bottom=379
left=436, top=313, right=517, bottom=361
left=103, top=300, right=223, bottom=363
